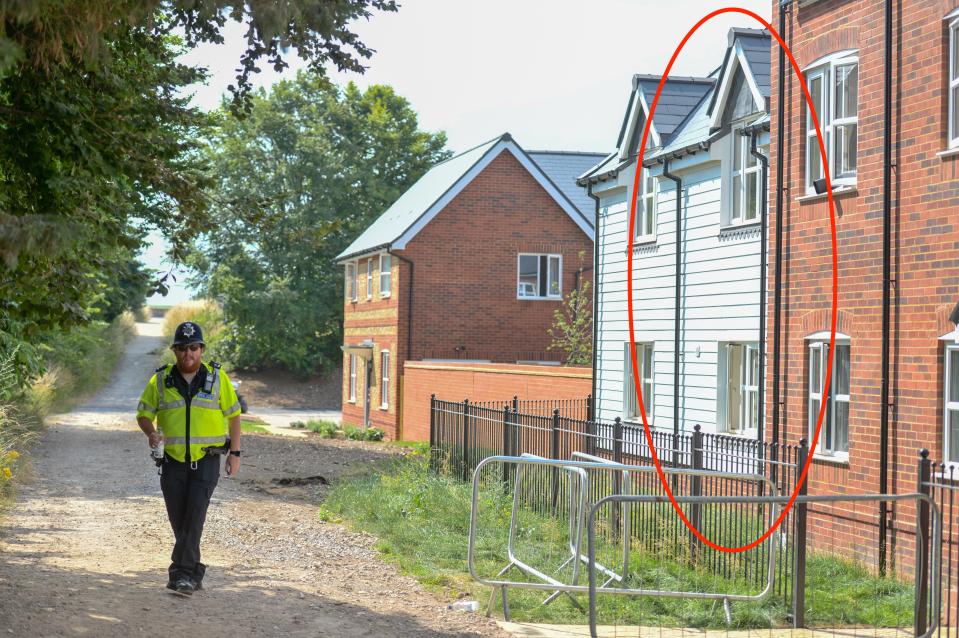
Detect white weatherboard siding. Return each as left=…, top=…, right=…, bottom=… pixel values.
left=593, top=160, right=762, bottom=436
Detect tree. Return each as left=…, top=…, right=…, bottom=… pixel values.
left=548, top=280, right=593, bottom=366
left=0, top=1, right=398, bottom=387
left=192, top=75, right=449, bottom=376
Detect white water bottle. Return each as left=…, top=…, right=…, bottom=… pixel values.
left=447, top=601, right=479, bottom=612
left=150, top=430, right=164, bottom=463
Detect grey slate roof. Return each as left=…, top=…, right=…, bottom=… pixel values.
left=738, top=29, right=771, bottom=98
left=336, top=135, right=602, bottom=262
left=528, top=151, right=608, bottom=219
left=633, top=75, right=715, bottom=142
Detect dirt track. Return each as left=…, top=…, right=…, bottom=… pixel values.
left=0, top=320, right=508, bottom=637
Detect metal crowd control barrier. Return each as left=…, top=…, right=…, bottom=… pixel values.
left=467, top=455, right=778, bottom=622
left=585, top=492, right=943, bottom=638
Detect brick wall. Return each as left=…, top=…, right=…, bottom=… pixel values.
left=768, top=0, right=959, bottom=575
left=401, top=361, right=591, bottom=441
left=396, top=150, right=593, bottom=364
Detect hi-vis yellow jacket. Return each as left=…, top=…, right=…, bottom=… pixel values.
left=136, top=362, right=241, bottom=463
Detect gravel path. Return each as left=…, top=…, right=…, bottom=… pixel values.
left=0, top=321, right=509, bottom=637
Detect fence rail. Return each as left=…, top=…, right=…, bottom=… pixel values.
left=429, top=395, right=806, bottom=616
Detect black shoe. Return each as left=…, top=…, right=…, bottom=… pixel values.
left=166, top=580, right=176, bottom=592
left=193, top=580, right=203, bottom=591
left=172, top=578, right=195, bottom=597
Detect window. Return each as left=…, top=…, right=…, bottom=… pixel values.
left=949, top=19, right=959, bottom=148
left=729, top=128, right=761, bottom=226
left=808, top=340, right=851, bottom=457
left=722, top=343, right=760, bottom=434
left=637, top=168, right=657, bottom=241
left=805, top=52, right=858, bottom=192
left=366, top=259, right=374, bottom=300
left=624, top=343, right=653, bottom=421
left=346, top=262, right=357, bottom=301
left=379, top=254, right=392, bottom=298
left=517, top=254, right=562, bottom=299
left=348, top=354, right=357, bottom=402
left=944, top=346, right=959, bottom=464
left=380, top=350, right=390, bottom=408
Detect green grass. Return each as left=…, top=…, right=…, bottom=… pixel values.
left=240, top=415, right=269, bottom=434
left=321, top=453, right=916, bottom=629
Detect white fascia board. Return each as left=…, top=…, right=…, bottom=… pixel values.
left=618, top=90, right=660, bottom=162
left=709, top=43, right=765, bottom=130
left=946, top=6, right=959, bottom=20
left=392, top=140, right=594, bottom=248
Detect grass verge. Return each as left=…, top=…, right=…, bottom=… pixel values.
left=321, top=453, right=915, bottom=629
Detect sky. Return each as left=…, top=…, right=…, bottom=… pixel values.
left=145, top=0, right=772, bottom=305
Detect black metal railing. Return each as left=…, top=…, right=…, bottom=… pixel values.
left=429, top=395, right=808, bottom=614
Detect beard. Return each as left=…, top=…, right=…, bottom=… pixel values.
left=177, top=358, right=202, bottom=374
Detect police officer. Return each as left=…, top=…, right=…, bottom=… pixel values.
left=135, top=321, right=242, bottom=596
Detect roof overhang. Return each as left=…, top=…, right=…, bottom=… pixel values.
left=707, top=40, right=767, bottom=131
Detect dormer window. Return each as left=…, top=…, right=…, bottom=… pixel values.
left=730, top=127, right=761, bottom=226
left=805, top=51, right=858, bottom=193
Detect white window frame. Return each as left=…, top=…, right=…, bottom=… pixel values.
left=720, top=343, right=761, bottom=436
left=636, top=167, right=657, bottom=242
left=516, top=253, right=563, bottom=300
left=380, top=350, right=390, bottom=409
left=728, top=127, right=762, bottom=227
left=379, top=253, right=392, bottom=298
left=348, top=354, right=357, bottom=403
left=346, top=261, right=358, bottom=302
left=949, top=18, right=959, bottom=149
left=804, top=51, right=858, bottom=194
left=807, top=338, right=851, bottom=459
left=944, top=344, right=959, bottom=466
left=624, top=342, right=653, bottom=422
left=366, top=258, right=373, bottom=300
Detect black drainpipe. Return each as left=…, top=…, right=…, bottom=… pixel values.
left=879, top=0, right=894, bottom=576
left=586, top=180, right=601, bottom=421
left=662, top=158, right=682, bottom=464
left=749, top=131, right=769, bottom=444
left=772, top=0, right=789, bottom=452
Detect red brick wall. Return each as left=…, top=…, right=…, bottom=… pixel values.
left=768, top=0, right=959, bottom=575
left=401, top=361, right=592, bottom=441
left=341, top=149, right=593, bottom=440
left=396, top=150, right=593, bottom=364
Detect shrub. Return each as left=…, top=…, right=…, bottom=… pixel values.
left=344, top=425, right=364, bottom=440
left=289, top=420, right=306, bottom=429
left=365, top=427, right=385, bottom=441
left=306, top=419, right=338, bottom=438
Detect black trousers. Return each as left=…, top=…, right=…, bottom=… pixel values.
left=159, top=453, right=220, bottom=585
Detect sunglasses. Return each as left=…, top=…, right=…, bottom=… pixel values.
left=172, top=344, right=203, bottom=353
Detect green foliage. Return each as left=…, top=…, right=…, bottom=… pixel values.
left=0, top=1, right=400, bottom=112
left=547, top=279, right=593, bottom=366
left=365, top=427, right=385, bottom=441
left=344, top=425, right=365, bottom=441
left=306, top=420, right=339, bottom=438
left=0, top=1, right=398, bottom=390
left=192, top=76, right=449, bottom=375
left=324, top=454, right=915, bottom=629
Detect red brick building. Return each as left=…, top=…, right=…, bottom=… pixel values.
left=336, top=134, right=600, bottom=439
left=768, top=0, right=959, bottom=571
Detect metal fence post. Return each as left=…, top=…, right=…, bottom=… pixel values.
left=690, top=424, right=703, bottom=561
left=586, top=393, right=593, bottom=422
left=550, top=408, right=560, bottom=512
left=613, top=417, right=623, bottom=536
left=502, top=404, right=511, bottom=488
left=791, top=437, right=809, bottom=629
left=462, top=399, right=470, bottom=483
left=429, top=394, right=437, bottom=473
left=915, top=448, right=932, bottom=637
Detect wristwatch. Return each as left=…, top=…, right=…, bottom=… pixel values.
left=229, top=450, right=242, bottom=457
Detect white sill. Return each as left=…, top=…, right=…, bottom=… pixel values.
left=379, top=404, right=389, bottom=411
left=719, top=220, right=761, bottom=233
left=796, top=185, right=857, bottom=203
left=517, top=296, right=563, bottom=301
left=634, top=236, right=657, bottom=247
left=347, top=399, right=356, bottom=404
left=812, top=453, right=849, bottom=466
left=380, top=294, right=391, bottom=299
left=937, top=147, right=959, bottom=159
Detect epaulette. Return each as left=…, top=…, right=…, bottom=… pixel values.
left=155, top=364, right=167, bottom=373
